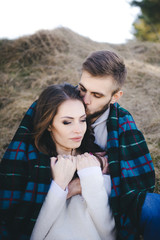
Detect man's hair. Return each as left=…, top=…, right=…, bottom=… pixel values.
left=82, top=50, right=127, bottom=90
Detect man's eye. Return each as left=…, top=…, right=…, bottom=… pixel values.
left=93, top=94, right=102, bottom=98
left=63, top=121, right=71, bottom=125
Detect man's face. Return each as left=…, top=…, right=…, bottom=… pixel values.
left=78, top=71, right=115, bottom=117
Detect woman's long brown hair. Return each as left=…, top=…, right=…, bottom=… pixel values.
left=33, top=83, right=104, bottom=169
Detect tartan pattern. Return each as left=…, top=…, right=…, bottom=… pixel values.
left=107, top=103, right=155, bottom=240
left=0, top=102, right=155, bottom=240
left=0, top=101, right=52, bottom=239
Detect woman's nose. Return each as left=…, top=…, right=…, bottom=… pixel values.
left=74, top=124, right=82, bottom=133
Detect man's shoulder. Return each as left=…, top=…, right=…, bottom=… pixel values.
left=111, top=103, right=133, bottom=118
left=108, top=103, right=137, bottom=132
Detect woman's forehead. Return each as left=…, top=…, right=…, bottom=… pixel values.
left=56, top=99, right=85, bottom=118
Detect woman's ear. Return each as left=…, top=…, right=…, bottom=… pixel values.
left=110, top=90, right=123, bottom=104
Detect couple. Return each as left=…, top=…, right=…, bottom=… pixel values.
left=0, top=50, right=159, bottom=240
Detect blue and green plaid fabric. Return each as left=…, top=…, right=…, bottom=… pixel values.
left=107, top=103, right=155, bottom=239
left=0, top=101, right=155, bottom=240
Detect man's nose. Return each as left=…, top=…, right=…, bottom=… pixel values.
left=83, top=93, right=91, bottom=105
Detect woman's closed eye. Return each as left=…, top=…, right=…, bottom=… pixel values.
left=63, top=118, right=86, bottom=125
left=63, top=121, right=71, bottom=125
left=81, top=118, right=86, bottom=123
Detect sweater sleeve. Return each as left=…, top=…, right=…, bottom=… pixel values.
left=30, top=181, right=68, bottom=240
left=78, top=167, right=115, bottom=240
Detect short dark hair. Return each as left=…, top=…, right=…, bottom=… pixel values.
left=82, top=50, right=127, bottom=90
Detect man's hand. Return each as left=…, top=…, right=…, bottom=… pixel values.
left=94, top=152, right=109, bottom=174
left=67, top=178, right=82, bottom=199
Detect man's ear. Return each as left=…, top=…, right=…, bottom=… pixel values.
left=110, top=90, right=123, bottom=104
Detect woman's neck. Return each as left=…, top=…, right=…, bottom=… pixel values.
left=56, top=147, right=77, bottom=156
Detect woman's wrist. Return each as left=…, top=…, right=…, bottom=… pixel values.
left=51, top=180, right=68, bottom=194
left=54, top=178, right=67, bottom=190
left=77, top=166, right=101, bottom=179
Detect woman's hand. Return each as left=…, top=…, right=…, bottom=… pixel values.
left=76, top=152, right=100, bottom=171
left=50, top=155, right=76, bottom=190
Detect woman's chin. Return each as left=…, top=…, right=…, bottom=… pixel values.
left=69, top=141, right=82, bottom=149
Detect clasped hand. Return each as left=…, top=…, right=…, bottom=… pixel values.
left=50, top=153, right=100, bottom=190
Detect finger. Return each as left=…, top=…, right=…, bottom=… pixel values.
left=89, top=155, right=101, bottom=166
left=102, top=163, right=109, bottom=174
left=50, top=157, right=57, bottom=166
left=67, top=192, right=71, bottom=199
left=76, top=155, right=82, bottom=169
left=76, top=154, right=82, bottom=161
left=87, top=153, right=97, bottom=162
left=72, top=156, right=77, bottom=167
left=68, top=155, right=72, bottom=161
left=57, top=155, right=64, bottom=161
left=96, top=151, right=106, bottom=157
left=84, top=152, right=90, bottom=157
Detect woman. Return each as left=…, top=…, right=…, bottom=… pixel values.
left=30, top=83, right=115, bottom=240
left=0, top=83, right=115, bottom=240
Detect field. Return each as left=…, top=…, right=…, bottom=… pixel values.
left=0, top=27, right=160, bottom=192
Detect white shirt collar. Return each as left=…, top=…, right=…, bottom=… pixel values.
left=91, top=107, right=110, bottom=128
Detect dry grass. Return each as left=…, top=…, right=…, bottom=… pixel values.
left=0, top=27, right=160, bottom=192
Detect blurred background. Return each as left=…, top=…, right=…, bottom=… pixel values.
left=0, top=0, right=160, bottom=192
left=0, top=0, right=140, bottom=43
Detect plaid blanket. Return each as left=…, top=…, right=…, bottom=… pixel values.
left=107, top=103, right=155, bottom=239
left=0, top=101, right=155, bottom=240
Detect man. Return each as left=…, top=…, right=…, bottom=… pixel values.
left=0, top=50, right=159, bottom=240
left=69, top=50, right=160, bottom=240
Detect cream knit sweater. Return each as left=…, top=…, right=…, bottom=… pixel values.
left=31, top=167, right=115, bottom=240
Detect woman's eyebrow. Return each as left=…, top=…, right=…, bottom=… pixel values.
left=61, top=116, right=74, bottom=119
left=61, top=114, right=86, bottom=119
left=80, top=114, right=86, bottom=118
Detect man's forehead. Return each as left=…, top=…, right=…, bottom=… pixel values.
left=80, top=71, right=115, bottom=94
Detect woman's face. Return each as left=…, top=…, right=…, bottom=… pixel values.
left=48, top=99, right=87, bottom=155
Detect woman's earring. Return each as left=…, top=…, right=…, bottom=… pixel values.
left=48, top=125, right=52, bottom=131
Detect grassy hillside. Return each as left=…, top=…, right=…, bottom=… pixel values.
left=0, top=27, right=160, bottom=192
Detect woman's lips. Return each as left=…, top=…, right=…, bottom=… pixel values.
left=70, top=137, right=82, bottom=142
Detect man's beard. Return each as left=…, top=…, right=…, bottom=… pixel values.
left=86, top=100, right=111, bottom=123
